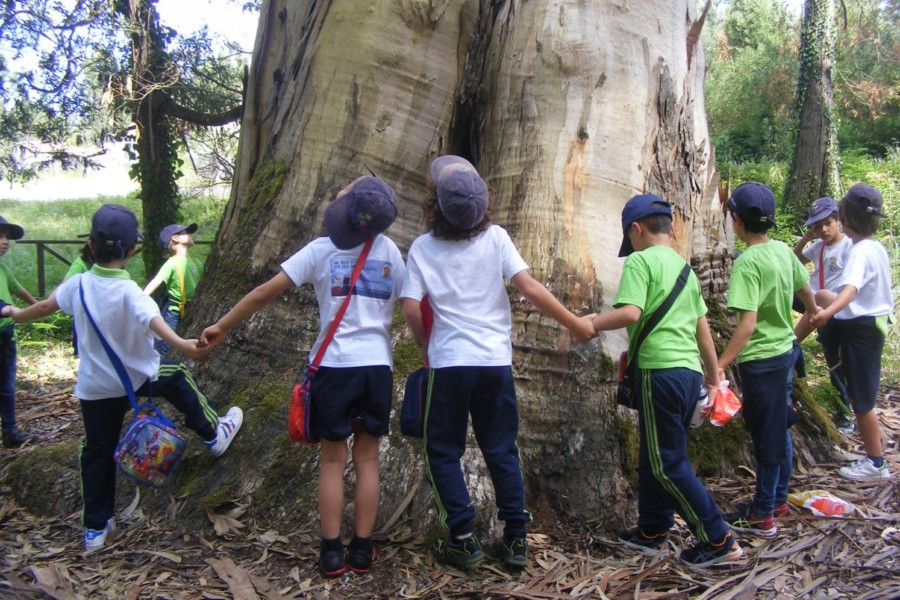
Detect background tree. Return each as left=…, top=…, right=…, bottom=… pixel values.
left=0, top=0, right=247, bottom=274
left=784, top=0, right=841, bottom=216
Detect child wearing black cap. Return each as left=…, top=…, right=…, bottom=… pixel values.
left=589, top=193, right=742, bottom=568
left=720, top=182, right=819, bottom=538
left=809, top=183, right=894, bottom=480
left=792, top=197, right=854, bottom=433
left=201, top=176, right=404, bottom=577
left=4, top=204, right=243, bottom=551
left=400, top=156, right=594, bottom=569
left=0, top=216, right=38, bottom=448
left=144, top=223, right=203, bottom=355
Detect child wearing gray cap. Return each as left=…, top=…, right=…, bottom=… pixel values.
left=400, top=155, right=594, bottom=569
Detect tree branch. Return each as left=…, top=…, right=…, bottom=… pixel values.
left=166, top=96, right=243, bottom=127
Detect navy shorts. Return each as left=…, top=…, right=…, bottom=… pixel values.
left=833, top=316, right=885, bottom=413
left=309, top=365, right=392, bottom=441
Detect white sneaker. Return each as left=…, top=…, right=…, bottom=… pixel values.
left=205, top=407, right=243, bottom=457
left=84, top=518, right=116, bottom=551
left=838, top=458, right=892, bottom=481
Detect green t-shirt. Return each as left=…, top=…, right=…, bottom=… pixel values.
left=727, top=240, right=809, bottom=363
left=615, top=245, right=706, bottom=372
left=156, top=255, right=203, bottom=310
left=64, top=256, right=91, bottom=280
left=0, top=262, right=22, bottom=333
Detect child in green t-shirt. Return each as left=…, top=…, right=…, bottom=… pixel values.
left=0, top=216, right=39, bottom=447
left=144, top=223, right=203, bottom=355
left=719, top=182, right=818, bottom=538
left=589, top=194, right=741, bottom=568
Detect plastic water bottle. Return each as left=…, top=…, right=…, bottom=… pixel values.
left=810, top=497, right=845, bottom=516
left=690, top=386, right=710, bottom=428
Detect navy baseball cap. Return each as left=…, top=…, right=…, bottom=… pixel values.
left=0, top=217, right=24, bottom=240
left=430, top=155, right=489, bottom=230
left=159, top=222, right=198, bottom=248
left=324, top=176, right=398, bottom=249
left=804, top=197, right=838, bottom=227
left=727, top=181, right=777, bottom=227
left=843, top=182, right=886, bottom=218
left=90, top=204, right=141, bottom=252
left=619, top=194, right=673, bottom=257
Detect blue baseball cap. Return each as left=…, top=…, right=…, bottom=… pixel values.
left=159, top=223, right=198, bottom=248
left=324, top=176, right=398, bottom=249
left=0, top=217, right=24, bottom=240
left=619, top=194, right=672, bottom=257
left=804, top=197, right=838, bottom=227
left=843, top=182, right=886, bottom=218
left=727, top=181, right=777, bottom=227
left=430, top=155, right=489, bottom=230
left=90, top=204, right=141, bottom=253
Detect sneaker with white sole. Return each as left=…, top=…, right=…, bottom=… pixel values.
left=84, top=518, right=116, bottom=551
left=205, top=407, right=243, bottom=457
left=838, top=457, right=891, bottom=481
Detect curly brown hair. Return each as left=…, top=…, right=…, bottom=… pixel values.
left=423, top=181, right=493, bottom=240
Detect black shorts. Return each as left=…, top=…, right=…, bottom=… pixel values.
left=834, top=316, right=885, bottom=413
left=309, top=365, right=392, bottom=441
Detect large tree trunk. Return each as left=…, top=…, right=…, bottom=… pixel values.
left=179, top=0, right=730, bottom=534
left=784, top=0, right=840, bottom=214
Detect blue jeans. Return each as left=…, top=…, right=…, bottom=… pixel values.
left=0, top=332, right=17, bottom=433
left=154, top=304, right=180, bottom=355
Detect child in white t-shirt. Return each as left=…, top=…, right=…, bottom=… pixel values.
left=810, top=183, right=894, bottom=480
left=400, top=155, right=594, bottom=569
left=792, top=197, right=854, bottom=432
left=201, top=176, right=404, bottom=577
left=5, top=204, right=242, bottom=551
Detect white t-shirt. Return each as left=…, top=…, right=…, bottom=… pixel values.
left=280, top=235, right=405, bottom=368
left=401, top=225, right=529, bottom=368
left=56, top=267, right=162, bottom=400
left=835, top=238, right=894, bottom=320
left=802, top=236, right=852, bottom=293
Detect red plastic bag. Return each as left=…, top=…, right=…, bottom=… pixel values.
left=288, top=373, right=318, bottom=444
left=710, top=382, right=741, bottom=426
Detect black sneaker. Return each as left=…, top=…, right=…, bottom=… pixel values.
left=347, top=537, right=376, bottom=574
left=618, top=528, right=669, bottom=557
left=2, top=427, right=38, bottom=448
left=319, top=540, right=346, bottom=577
left=433, top=534, right=484, bottom=567
left=835, top=415, right=856, bottom=435
left=679, top=532, right=743, bottom=568
left=499, top=536, right=528, bottom=568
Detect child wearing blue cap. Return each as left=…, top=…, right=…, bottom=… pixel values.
left=809, top=183, right=894, bottom=480
left=589, top=193, right=742, bottom=568
left=792, top=197, right=854, bottom=433
left=201, top=176, right=405, bottom=577
left=720, top=182, right=819, bottom=538
left=144, top=223, right=203, bottom=355
left=401, top=155, right=595, bottom=570
left=4, top=204, right=242, bottom=550
left=0, top=216, right=38, bottom=448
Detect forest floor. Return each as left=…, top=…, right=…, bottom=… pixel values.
left=0, top=350, right=898, bottom=599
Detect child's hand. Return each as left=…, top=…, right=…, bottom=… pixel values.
left=808, top=306, right=827, bottom=328
left=177, top=338, right=211, bottom=361
left=571, top=313, right=598, bottom=344
left=200, top=324, right=226, bottom=349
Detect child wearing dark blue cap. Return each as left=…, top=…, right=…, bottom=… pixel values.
left=0, top=216, right=38, bottom=448
left=201, top=176, right=405, bottom=577
left=720, top=182, right=819, bottom=538
left=792, top=197, right=854, bottom=433
left=4, top=204, right=243, bottom=551
left=809, top=183, right=894, bottom=480
left=401, top=156, right=595, bottom=570
left=144, top=223, right=203, bottom=355
left=590, top=193, right=742, bottom=568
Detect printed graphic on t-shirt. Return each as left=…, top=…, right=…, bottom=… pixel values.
left=330, top=258, right=394, bottom=300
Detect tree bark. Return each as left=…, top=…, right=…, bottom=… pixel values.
left=179, top=0, right=730, bottom=534
left=784, top=0, right=840, bottom=215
